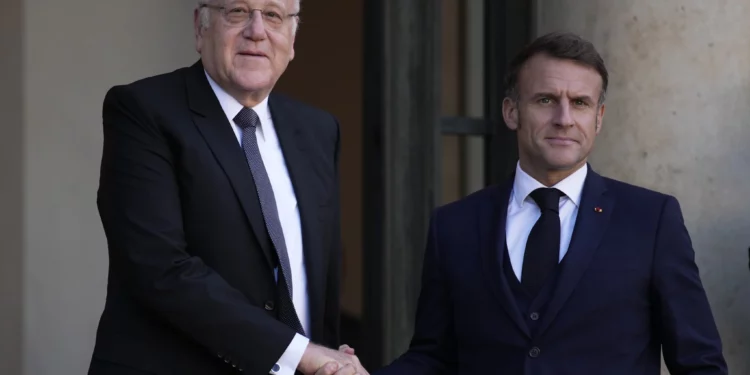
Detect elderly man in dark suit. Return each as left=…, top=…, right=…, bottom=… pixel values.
left=88, top=1, right=366, bottom=374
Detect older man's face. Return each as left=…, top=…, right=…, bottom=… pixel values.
left=195, top=0, right=297, bottom=105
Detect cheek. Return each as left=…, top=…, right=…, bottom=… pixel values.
left=271, top=35, right=294, bottom=58
left=576, top=114, right=599, bottom=139
left=526, top=120, right=551, bottom=142
left=213, top=32, right=236, bottom=62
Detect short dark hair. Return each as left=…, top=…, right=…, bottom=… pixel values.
left=504, top=31, right=608, bottom=104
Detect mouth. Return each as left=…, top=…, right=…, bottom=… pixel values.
left=237, top=51, right=267, bottom=58
left=545, top=137, right=578, bottom=146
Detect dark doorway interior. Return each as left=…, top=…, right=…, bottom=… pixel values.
left=277, top=0, right=531, bottom=370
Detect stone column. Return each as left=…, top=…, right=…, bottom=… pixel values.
left=0, top=0, right=23, bottom=374
left=362, top=0, right=442, bottom=368
left=534, top=0, right=750, bottom=373
left=0, top=1, right=198, bottom=373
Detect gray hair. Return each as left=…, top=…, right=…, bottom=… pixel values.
left=198, top=0, right=301, bottom=34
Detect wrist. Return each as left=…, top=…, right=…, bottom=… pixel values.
left=297, top=342, right=321, bottom=374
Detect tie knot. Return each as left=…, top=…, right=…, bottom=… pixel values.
left=234, top=107, right=261, bottom=130
left=530, top=188, right=562, bottom=212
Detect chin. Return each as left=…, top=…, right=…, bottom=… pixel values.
left=232, top=72, right=274, bottom=92
left=540, top=149, right=583, bottom=168
left=543, top=155, right=583, bottom=171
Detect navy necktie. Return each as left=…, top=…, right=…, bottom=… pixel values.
left=234, top=107, right=305, bottom=336
left=521, top=187, right=563, bottom=296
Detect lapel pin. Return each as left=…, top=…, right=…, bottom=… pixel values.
left=594, top=206, right=603, bottom=213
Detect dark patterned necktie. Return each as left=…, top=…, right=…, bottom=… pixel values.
left=234, top=107, right=305, bottom=336
left=521, top=187, right=563, bottom=296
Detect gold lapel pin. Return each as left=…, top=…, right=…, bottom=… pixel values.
left=594, top=207, right=603, bottom=213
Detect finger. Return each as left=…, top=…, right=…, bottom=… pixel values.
left=338, top=344, right=355, bottom=355
left=314, top=361, right=340, bottom=375
left=334, top=364, right=357, bottom=375
left=352, top=362, right=369, bottom=375
left=349, top=355, right=363, bottom=367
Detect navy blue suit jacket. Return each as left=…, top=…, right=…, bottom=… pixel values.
left=377, top=167, right=727, bottom=375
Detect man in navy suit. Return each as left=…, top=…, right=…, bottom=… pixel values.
left=374, top=32, right=727, bottom=374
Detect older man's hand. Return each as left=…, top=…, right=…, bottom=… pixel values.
left=338, top=344, right=355, bottom=355
left=298, top=343, right=368, bottom=375
left=314, top=361, right=360, bottom=375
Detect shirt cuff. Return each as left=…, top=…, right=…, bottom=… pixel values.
left=269, top=333, right=310, bottom=375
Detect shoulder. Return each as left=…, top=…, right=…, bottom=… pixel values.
left=601, top=174, right=671, bottom=201
left=103, top=66, right=190, bottom=114
left=270, top=92, right=340, bottom=147
left=433, top=185, right=502, bottom=225
left=271, top=92, right=337, bottom=123
left=598, top=173, right=682, bottom=218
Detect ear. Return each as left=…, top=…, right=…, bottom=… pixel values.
left=502, top=97, right=520, bottom=131
left=194, top=8, right=204, bottom=53
left=289, top=18, right=298, bottom=61
left=595, top=103, right=606, bottom=134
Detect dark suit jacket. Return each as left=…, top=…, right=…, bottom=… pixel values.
left=89, top=61, right=342, bottom=374
left=377, top=167, right=727, bottom=375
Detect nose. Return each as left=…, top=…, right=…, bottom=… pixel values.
left=554, top=101, right=575, bottom=128
left=242, top=10, right=267, bottom=40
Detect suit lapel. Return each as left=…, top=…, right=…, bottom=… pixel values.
left=185, top=61, right=275, bottom=270
left=268, top=94, right=325, bottom=338
left=479, top=178, right=531, bottom=338
left=536, top=167, right=614, bottom=336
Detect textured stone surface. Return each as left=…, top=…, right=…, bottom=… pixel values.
left=536, top=1, right=750, bottom=373
left=0, top=1, right=23, bottom=374
left=22, top=1, right=197, bottom=374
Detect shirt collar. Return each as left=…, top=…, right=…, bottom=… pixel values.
left=204, top=70, right=271, bottom=123
left=512, top=161, right=588, bottom=208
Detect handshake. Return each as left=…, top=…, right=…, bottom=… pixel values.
left=298, top=343, right=369, bottom=375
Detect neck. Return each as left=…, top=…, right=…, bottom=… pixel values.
left=226, top=86, right=270, bottom=108
left=519, top=158, right=587, bottom=187
left=203, top=68, right=271, bottom=108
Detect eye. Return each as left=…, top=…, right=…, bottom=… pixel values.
left=227, top=7, right=248, bottom=14
left=263, top=10, right=283, bottom=23
left=538, top=97, right=552, bottom=104
left=225, top=7, right=250, bottom=23
left=573, top=99, right=588, bottom=107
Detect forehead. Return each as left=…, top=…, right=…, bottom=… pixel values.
left=518, top=53, right=602, bottom=96
left=222, top=0, right=294, bottom=8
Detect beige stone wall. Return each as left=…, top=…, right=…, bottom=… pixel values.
left=535, top=1, right=750, bottom=373
left=1, top=1, right=197, bottom=374
left=0, top=0, right=24, bottom=373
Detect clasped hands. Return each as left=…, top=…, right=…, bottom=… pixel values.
left=298, top=343, right=368, bottom=375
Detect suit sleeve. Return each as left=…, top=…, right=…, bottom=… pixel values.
left=97, top=85, right=298, bottom=374
left=378, top=210, right=456, bottom=375
left=323, top=115, right=343, bottom=349
left=652, top=196, right=728, bottom=375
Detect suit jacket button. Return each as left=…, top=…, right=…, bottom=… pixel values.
left=530, top=312, right=539, bottom=321
left=529, top=347, right=541, bottom=358
left=265, top=301, right=275, bottom=311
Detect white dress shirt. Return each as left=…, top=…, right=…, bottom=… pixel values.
left=206, top=72, right=309, bottom=375
left=505, top=162, right=588, bottom=281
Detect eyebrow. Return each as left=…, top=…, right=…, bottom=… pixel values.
left=262, top=0, right=287, bottom=9
left=570, top=95, right=595, bottom=103
left=532, top=92, right=595, bottom=103
left=227, top=0, right=286, bottom=8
